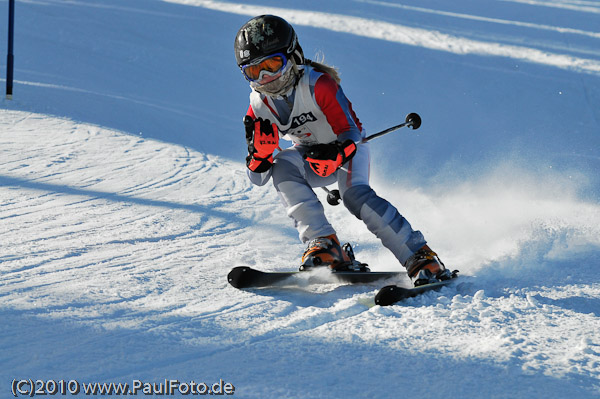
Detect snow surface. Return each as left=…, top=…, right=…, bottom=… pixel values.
left=1, top=0, right=599, bottom=397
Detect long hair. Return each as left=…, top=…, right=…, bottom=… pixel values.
left=304, top=53, right=341, bottom=84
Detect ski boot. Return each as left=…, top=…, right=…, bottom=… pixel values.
left=299, top=234, right=369, bottom=272
left=405, top=245, right=453, bottom=287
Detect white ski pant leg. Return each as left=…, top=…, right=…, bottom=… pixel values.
left=338, top=143, right=426, bottom=265
left=272, top=148, right=337, bottom=243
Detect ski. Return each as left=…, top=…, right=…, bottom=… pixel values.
left=374, top=270, right=459, bottom=306
left=228, top=266, right=402, bottom=289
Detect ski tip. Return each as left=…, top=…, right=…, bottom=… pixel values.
left=227, top=266, right=251, bottom=289
left=375, top=272, right=460, bottom=306
left=374, top=285, right=408, bottom=306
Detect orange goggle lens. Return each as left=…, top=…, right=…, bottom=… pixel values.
left=242, top=54, right=286, bottom=81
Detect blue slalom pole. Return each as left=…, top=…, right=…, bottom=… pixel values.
left=6, top=0, right=15, bottom=99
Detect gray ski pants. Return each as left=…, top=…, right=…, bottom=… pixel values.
left=270, top=142, right=426, bottom=265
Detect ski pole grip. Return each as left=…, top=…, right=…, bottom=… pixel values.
left=243, top=115, right=254, bottom=127
left=243, top=115, right=255, bottom=143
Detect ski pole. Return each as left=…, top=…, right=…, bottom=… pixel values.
left=362, top=112, right=421, bottom=143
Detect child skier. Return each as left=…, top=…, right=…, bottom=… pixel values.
left=234, top=15, right=452, bottom=286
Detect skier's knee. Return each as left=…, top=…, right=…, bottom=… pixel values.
left=342, top=185, right=374, bottom=219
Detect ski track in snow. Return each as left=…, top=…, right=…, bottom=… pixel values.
left=356, top=0, right=600, bottom=40
left=1, top=0, right=600, bottom=397
left=499, top=0, right=600, bottom=14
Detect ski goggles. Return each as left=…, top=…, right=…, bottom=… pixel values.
left=241, top=53, right=288, bottom=82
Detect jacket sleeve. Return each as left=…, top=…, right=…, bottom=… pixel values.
left=313, top=73, right=363, bottom=143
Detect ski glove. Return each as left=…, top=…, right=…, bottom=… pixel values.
left=303, top=140, right=357, bottom=177
left=244, top=115, right=279, bottom=173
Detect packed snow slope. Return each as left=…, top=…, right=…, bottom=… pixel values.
left=1, top=0, right=599, bottom=397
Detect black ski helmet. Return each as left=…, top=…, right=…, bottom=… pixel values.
left=234, top=15, right=304, bottom=68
